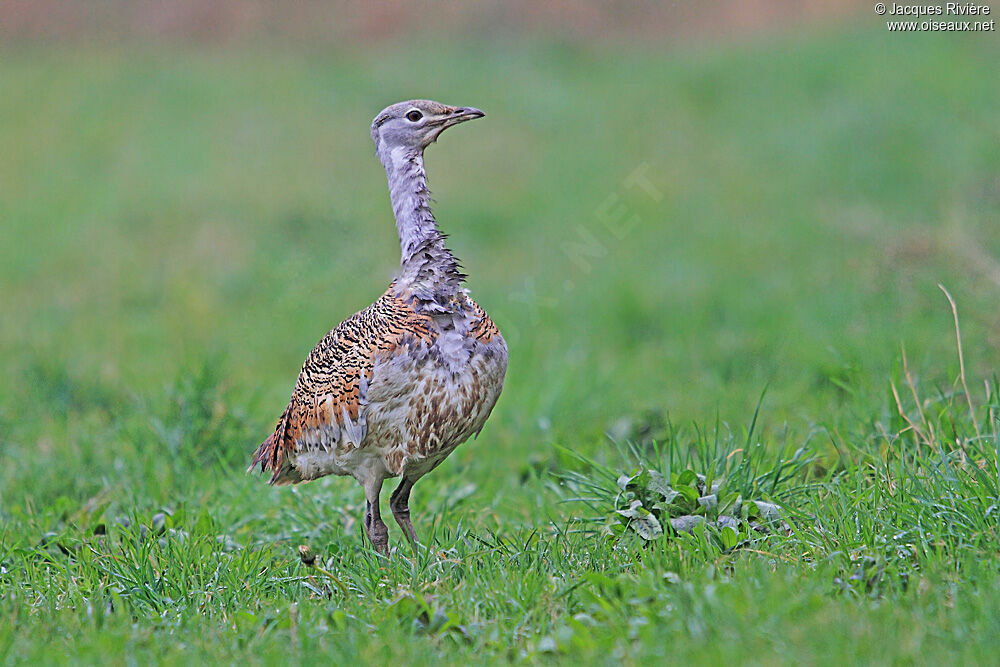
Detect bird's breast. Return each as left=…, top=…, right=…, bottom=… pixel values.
left=364, top=323, right=507, bottom=476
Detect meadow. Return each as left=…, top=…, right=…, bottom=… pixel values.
left=1, top=22, right=999, bottom=663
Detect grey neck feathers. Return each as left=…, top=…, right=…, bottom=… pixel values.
left=378, top=145, right=466, bottom=308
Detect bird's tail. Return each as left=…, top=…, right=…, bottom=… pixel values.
left=248, top=404, right=302, bottom=485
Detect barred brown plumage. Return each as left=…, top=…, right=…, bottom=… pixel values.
left=248, top=100, right=507, bottom=555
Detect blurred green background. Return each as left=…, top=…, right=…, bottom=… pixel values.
left=3, top=3, right=997, bottom=490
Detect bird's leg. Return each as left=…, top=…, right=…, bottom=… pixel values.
left=362, top=478, right=389, bottom=556
left=389, top=476, right=418, bottom=548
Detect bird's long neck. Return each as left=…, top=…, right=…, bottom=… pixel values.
left=379, top=146, right=465, bottom=305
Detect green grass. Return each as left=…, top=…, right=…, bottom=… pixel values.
left=1, top=24, right=999, bottom=664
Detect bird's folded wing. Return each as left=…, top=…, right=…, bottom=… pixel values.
left=249, top=288, right=434, bottom=485
left=467, top=297, right=501, bottom=344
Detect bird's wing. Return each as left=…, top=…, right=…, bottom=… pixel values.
left=466, top=296, right=502, bottom=344
left=249, top=287, right=434, bottom=485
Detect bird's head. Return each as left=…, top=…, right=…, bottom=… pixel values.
left=371, top=99, right=485, bottom=156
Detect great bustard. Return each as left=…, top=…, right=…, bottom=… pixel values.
left=249, top=100, right=507, bottom=555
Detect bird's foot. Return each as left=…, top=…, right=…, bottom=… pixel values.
left=364, top=500, right=390, bottom=556
left=368, top=525, right=389, bottom=557
left=389, top=478, right=418, bottom=552
left=392, top=512, right=419, bottom=551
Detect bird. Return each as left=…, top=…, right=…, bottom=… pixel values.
left=249, top=100, right=507, bottom=556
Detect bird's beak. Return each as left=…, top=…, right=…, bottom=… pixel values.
left=435, top=106, right=486, bottom=129
left=452, top=106, right=485, bottom=121
left=426, top=106, right=485, bottom=144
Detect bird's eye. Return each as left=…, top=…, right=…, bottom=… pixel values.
left=406, top=110, right=423, bottom=122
